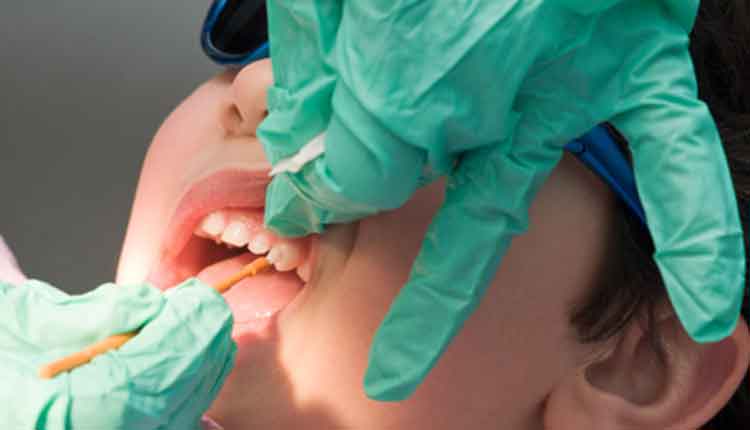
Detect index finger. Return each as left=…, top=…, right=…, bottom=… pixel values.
left=363, top=131, right=559, bottom=400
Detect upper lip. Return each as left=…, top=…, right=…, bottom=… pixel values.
left=149, top=167, right=272, bottom=286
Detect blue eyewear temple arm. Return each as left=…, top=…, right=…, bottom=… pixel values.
left=565, top=126, right=647, bottom=226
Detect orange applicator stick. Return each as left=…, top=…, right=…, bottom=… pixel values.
left=214, top=256, right=271, bottom=294
left=38, top=257, right=272, bottom=380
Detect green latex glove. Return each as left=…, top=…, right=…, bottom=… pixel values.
left=0, top=278, right=236, bottom=429
left=257, top=0, right=746, bottom=401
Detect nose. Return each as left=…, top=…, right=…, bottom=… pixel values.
left=220, top=59, right=274, bottom=137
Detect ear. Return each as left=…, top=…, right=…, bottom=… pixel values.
left=543, top=307, right=750, bottom=430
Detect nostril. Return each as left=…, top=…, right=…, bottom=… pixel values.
left=220, top=102, right=245, bottom=136
left=228, top=59, right=273, bottom=136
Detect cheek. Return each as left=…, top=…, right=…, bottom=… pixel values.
left=135, top=79, right=227, bottom=203
left=276, top=157, right=606, bottom=425
left=273, top=185, right=446, bottom=416
left=277, top=182, right=563, bottom=422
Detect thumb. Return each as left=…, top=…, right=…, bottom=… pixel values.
left=364, top=139, right=551, bottom=400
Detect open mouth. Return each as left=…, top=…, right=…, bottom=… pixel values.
left=146, top=168, right=316, bottom=332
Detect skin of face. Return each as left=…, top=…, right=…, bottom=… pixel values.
left=116, top=61, right=749, bottom=429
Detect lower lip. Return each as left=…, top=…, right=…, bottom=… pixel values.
left=231, top=245, right=317, bottom=340
left=195, top=252, right=311, bottom=340
left=232, top=284, right=309, bottom=341
left=200, top=239, right=318, bottom=342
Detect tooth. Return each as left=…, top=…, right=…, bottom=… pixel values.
left=195, top=229, right=211, bottom=239
left=266, top=245, right=283, bottom=267
left=296, top=259, right=312, bottom=283
left=267, top=240, right=304, bottom=272
left=221, top=220, right=251, bottom=247
left=248, top=233, right=271, bottom=254
left=197, top=212, right=227, bottom=238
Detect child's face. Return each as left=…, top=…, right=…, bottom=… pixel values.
left=116, top=62, right=616, bottom=429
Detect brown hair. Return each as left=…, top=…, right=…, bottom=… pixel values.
left=569, top=1, right=750, bottom=427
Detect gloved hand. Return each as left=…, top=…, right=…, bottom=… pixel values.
left=257, top=0, right=745, bottom=401
left=0, top=277, right=236, bottom=429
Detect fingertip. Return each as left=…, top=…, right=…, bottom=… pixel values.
left=363, top=336, right=422, bottom=401
left=685, top=313, right=741, bottom=345
left=666, top=275, right=744, bottom=345
left=363, top=363, right=416, bottom=402
left=263, top=176, right=323, bottom=237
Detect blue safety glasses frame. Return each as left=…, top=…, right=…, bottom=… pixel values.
left=566, top=125, right=648, bottom=226
left=201, top=0, right=269, bottom=67
left=200, top=3, right=647, bottom=227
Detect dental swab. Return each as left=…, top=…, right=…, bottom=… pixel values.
left=38, top=256, right=272, bottom=380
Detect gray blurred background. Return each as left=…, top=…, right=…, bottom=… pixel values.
left=1, top=2, right=218, bottom=292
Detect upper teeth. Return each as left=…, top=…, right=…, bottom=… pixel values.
left=222, top=220, right=251, bottom=247
left=196, top=210, right=261, bottom=247
left=195, top=209, right=313, bottom=281
left=200, top=212, right=226, bottom=236
left=248, top=233, right=271, bottom=254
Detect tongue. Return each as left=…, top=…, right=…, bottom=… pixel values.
left=197, top=253, right=302, bottom=324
